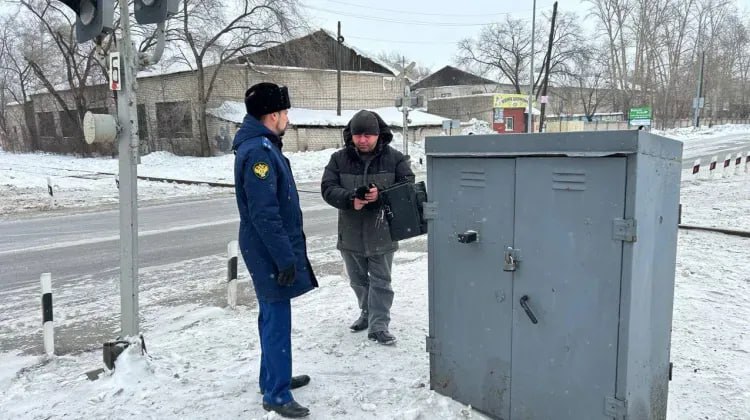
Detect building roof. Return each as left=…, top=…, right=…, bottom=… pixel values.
left=207, top=101, right=447, bottom=127
left=237, top=30, right=395, bottom=75
left=412, top=66, right=497, bottom=90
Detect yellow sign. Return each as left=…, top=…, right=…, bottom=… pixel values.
left=493, top=94, right=534, bottom=109
left=253, top=162, right=270, bottom=179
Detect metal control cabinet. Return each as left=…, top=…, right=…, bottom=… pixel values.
left=425, top=131, right=682, bottom=420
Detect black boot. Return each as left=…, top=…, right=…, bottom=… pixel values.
left=290, top=374, right=310, bottom=390
left=262, top=400, right=310, bottom=418
left=349, top=311, right=368, bottom=332
left=368, top=330, right=396, bottom=345
left=259, top=375, right=311, bottom=394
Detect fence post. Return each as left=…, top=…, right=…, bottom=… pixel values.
left=723, top=153, right=732, bottom=177
left=46, top=177, right=54, bottom=208
left=41, top=273, right=54, bottom=356
left=692, top=159, right=701, bottom=177
left=734, top=152, right=742, bottom=175
left=227, top=240, right=239, bottom=309
left=709, top=155, right=718, bottom=178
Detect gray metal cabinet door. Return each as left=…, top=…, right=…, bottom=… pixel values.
left=510, top=157, right=627, bottom=420
left=428, top=157, right=516, bottom=419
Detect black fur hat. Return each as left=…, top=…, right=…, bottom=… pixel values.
left=244, top=82, right=291, bottom=119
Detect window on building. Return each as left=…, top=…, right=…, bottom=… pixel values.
left=156, top=101, right=192, bottom=138
left=440, top=93, right=452, bottom=98
left=137, top=104, right=148, bottom=139
left=37, top=112, right=56, bottom=137
left=59, top=111, right=79, bottom=137
left=505, top=117, right=514, bottom=131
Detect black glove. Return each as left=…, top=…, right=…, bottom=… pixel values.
left=354, top=185, right=370, bottom=200
left=277, top=265, right=296, bottom=287
left=354, top=183, right=378, bottom=200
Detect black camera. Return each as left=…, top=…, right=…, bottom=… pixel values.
left=354, top=183, right=377, bottom=200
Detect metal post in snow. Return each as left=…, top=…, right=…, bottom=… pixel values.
left=117, top=0, right=141, bottom=337
left=734, top=152, right=742, bottom=175
left=227, top=240, right=239, bottom=309
left=745, top=151, right=749, bottom=173
left=41, top=273, right=54, bottom=356
left=692, top=159, right=701, bottom=176
left=47, top=177, right=54, bottom=207
left=709, top=155, right=717, bottom=178
left=723, top=153, right=732, bottom=177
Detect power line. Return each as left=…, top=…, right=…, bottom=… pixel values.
left=345, top=35, right=457, bottom=45
left=302, top=4, right=506, bottom=26
left=317, top=0, right=532, bottom=17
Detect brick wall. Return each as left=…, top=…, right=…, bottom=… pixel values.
left=210, top=65, right=399, bottom=110
left=4, top=64, right=401, bottom=156
left=428, top=95, right=495, bottom=124
left=208, top=117, right=443, bottom=154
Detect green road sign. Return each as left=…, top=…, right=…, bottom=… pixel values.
left=629, top=106, right=652, bottom=120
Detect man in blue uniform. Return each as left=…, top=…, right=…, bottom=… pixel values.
left=233, top=82, right=318, bottom=418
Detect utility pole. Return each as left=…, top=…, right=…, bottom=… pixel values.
left=398, top=57, right=415, bottom=157
left=527, top=0, right=537, bottom=133
left=67, top=0, right=175, bottom=338
left=401, top=56, right=408, bottom=156
left=693, top=51, right=705, bottom=128
left=538, top=2, right=557, bottom=132
left=116, top=0, right=141, bottom=337
left=337, top=21, right=343, bottom=116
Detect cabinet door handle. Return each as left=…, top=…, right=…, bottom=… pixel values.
left=520, top=295, right=538, bottom=324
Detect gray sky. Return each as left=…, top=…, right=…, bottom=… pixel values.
left=1, top=0, right=748, bottom=72
left=303, top=0, right=750, bottom=71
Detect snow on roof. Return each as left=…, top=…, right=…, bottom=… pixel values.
left=207, top=101, right=448, bottom=127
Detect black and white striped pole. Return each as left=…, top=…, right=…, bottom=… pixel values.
left=41, top=273, right=54, bottom=356
left=736, top=152, right=743, bottom=176
left=47, top=177, right=54, bottom=207
left=227, top=240, right=239, bottom=309
left=709, top=155, right=718, bottom=178
left=723, top=153, right=732, bottom=177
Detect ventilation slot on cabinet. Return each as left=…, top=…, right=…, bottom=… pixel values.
left=460, top=170, right=487, bottom=188
left=552, top=171, right=586, bottom=191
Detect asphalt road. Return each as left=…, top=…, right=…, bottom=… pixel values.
left=0, top=192, right=337, bottom=293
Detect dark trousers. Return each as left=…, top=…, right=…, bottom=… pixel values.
left=341, top=251, right=395, bottom=333
left=258, top=299, right=293, bottom=405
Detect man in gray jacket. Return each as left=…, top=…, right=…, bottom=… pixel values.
left=321, top=110, right=415, bottom=345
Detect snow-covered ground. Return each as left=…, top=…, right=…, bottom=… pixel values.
left=0, top=126, right=749, bottom=419
left=0, top=134, right=425, bottom=218
left=653, top=124, right=750, bottom=160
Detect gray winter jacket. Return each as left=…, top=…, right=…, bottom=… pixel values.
left=320, top=112, right=415, bottom=256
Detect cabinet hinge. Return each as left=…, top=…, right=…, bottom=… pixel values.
left=613, top=218, right=637, bottom=242
left=425, top=336, right=440, bottom=354
left=423, top=202, right=438, bottom=220
left=604, top=396, right=628, bottom=419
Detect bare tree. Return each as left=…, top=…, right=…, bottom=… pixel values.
left=16, top=0, right=113, bottom=153
left=563, top=47, right=612, bottom=121
left=455, top=16, right=532, bottom=94
left=0, top=13, right=44, bottom=150
left=584, top=0, right=635, bottom=113
left=173, top=0, right=304, bottom=156
left=456, top=11, right=587, bottom=97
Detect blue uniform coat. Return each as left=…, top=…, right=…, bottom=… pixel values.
left=233, top=115, right=317, bottom=302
